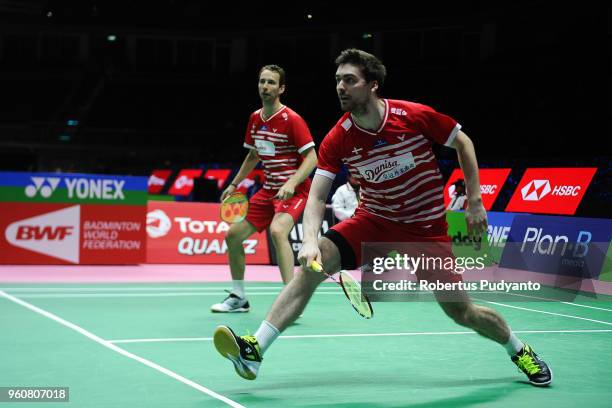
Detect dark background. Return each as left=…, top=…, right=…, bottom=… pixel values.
left=0, top=0, right=610, bottom=215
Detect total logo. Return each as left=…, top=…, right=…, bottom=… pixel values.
left=146, top=209, right=172, bottom=238
left=24, top=176, right=126, bottom=200
left=521, top=179, right=582, bottom=201
left=4, top=206, right=80, bottom=263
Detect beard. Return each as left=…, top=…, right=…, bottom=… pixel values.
left=339, top=97, right=367, bottom=114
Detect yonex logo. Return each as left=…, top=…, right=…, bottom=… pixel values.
left=25, top=177, right=61, bottom=198
left=521, top=179, right=551, bottom=201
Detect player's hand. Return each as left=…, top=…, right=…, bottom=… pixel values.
left=298, top=241, right=322, bottom=271
left=220, top=184, right=236, bottom=202
left=274, top=181, right=296, bottom=201
left=465, top=200, right=488, bottom=239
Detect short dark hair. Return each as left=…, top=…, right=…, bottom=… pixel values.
left=454, top=179, right=465, bottom=188
left=259, top=64, right=286, bottom=87
left=335, top=48, right=386, bottom=88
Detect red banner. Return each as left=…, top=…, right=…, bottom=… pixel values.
left=0, top=203, right=146, bottom=264
left=148, top=170, right=172, bottom=194
left=168, top=169, right=203, bottom=196
left=146, top=201, right=270, bottom=264
left=444, top=168, right=511, bottom=210
left=505, top=168, right=597, bottom=215
left=204, top=169, right=232, bottom=190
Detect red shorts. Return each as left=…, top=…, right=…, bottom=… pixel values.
left=325, top=208, right=461, bottom=283
left=245, top=187, right=308, bottom=232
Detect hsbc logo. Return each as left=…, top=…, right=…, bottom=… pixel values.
left=521, top=179, right=582, bottom=201
left=480, top=184, right=497, bottom=195
left=506, top=168, right=595, bottom=215
left=521, top=180, right=551, bottom=201
left=147, top=209, right=172, bottom=238
left=5, top=206, right=80, bottom=263
left=25, top=177, right=61, bottom=198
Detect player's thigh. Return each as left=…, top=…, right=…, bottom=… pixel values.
left=269, top=212, right=295, bottom=240
left=226, top=219, right=257, bottom=244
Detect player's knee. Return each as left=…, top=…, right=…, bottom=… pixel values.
left=269, top=222, right=289, bottom=243
left=225, top=226, right=243, bottom=247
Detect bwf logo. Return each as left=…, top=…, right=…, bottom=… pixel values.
left=25, top=177, right=61, bottom=198
left=521, top=179, right=551, bottom=201
left=5, top=206, right=80, bottom=263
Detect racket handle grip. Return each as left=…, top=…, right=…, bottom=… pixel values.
left=310, top=260, right=323, bottom=273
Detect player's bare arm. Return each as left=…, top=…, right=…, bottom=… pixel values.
left=221, top=148, right=260, bottom=201
left=274, top=147, right=318, bottom=200
left=297, top=173, right=333, bottom=268
left=450, top=130, right=487, bottom=237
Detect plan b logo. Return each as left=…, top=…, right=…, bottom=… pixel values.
left=25, top=177, right=61, bottom=198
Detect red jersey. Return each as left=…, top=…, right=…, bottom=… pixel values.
left=316, top=99, right=461, bottom=228
left=244, top=106, right=314, bottom=193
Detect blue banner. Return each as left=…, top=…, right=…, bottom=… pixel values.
left=500, top=214, right=612, bottom=279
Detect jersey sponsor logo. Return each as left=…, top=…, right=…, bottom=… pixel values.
left=255, top=139, right=276, bottom=156
left=374, top=139, right=388, bottom=148
left=4, top=205, right=80, bottom=263
left=356, top=152, right=416, bottom=183
left=146, top=209, right=172, bottom=238
left=282, top=112, right=288, bottom=121
left=391, top=107, right=407, bottom=116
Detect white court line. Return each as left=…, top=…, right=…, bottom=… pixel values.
left=0, top=290, right=244, bottom=408
left=480, top=300, right=612, bottom=326
left=108, top=329, right=612, bottom=344
left=6, top=292, right=341, bottom=299
left=0, top=286, right=328, bottom=292
left=497, top=291, right=612, bottom=312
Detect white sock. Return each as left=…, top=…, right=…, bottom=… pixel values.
left=504, top=331, right=524, bottom=356
left=255, top=320, right=280, bottom=355
left=232, top=280, right=245, bottom=298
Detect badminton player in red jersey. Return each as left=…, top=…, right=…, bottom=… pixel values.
left=211, top=65, right=317, bottom=313
left=214, top=50, right=551, bottom=386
